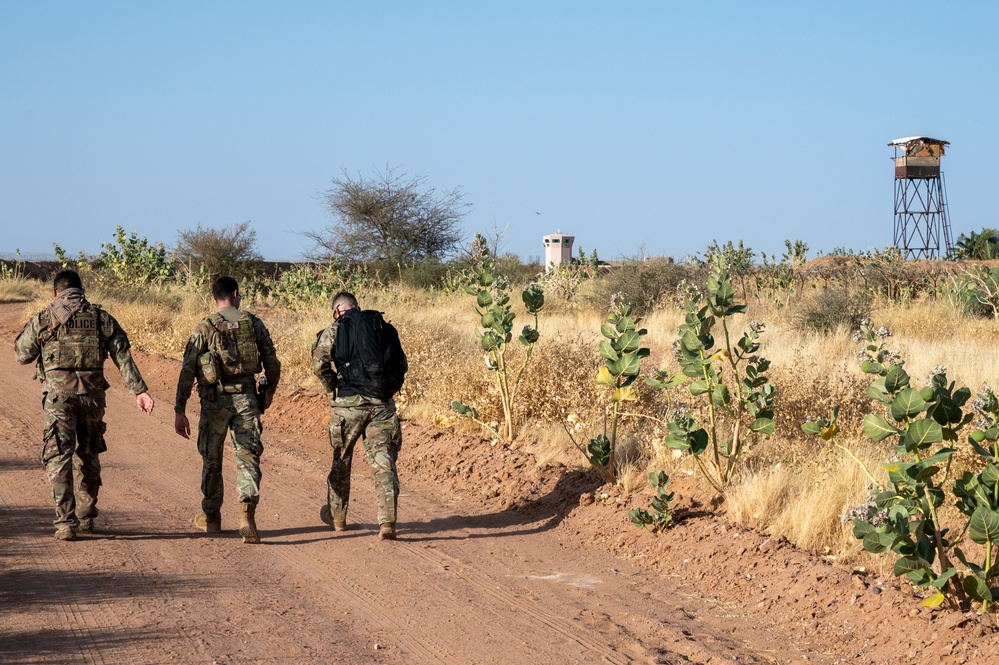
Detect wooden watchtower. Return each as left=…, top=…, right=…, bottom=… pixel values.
left=889, top=136, right=953, bottom=259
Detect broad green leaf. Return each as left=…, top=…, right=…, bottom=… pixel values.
left=861, top=360, right=886, bottom=375
left=920, top=449, right=957, bottom=467
left=862, top=531, right=897, bottom=553
left=681, top=329, right=704, bottom=352
left=884, top=365, right=910, bottom=393
left=852, top=521, right=875, bottom=540
left=932, top=397, right=963, bottom=425
left=801, top=422, right=823, bottom=436
left=982, top=464, right=999, bottom=490
left=599, top=340, right=619, bottom=362
left=963, top=574, right=994, bottom=603
left=616, top=353, right=642, bottom=377
left=905, top=419, right=944, bottom=449
left=600, top=323, right=617, bottom=340
left=711, top=384, right=730, bottom=407
left=476, top=290, right=493, bottom=308
left=750, top=418, right=775, bottom=435
left=891, top=388, right=927, bottom=421
left=617, top=330, right=644, bottom=353
left=969, top=433, right=996, bottom=460
left=969, top=506, right=999, bottom=546
left=689, top=379, right=709, bottom=396
left=867, top=378, right=890, bottom=404
left=931, top=566, right=957, bottom=589
left=863, top=414, right=901, bottom=442
left=689, top=429, right=709, bottom=455
left=894, top=555, right=932, bottom=578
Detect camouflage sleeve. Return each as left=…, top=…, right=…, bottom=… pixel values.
left=103, top=312, right=150, bottom=396
left=13, top=311, right=44, bottom=365
left=175, top=325, right=209, bottom=413
left=311, top=325, right=337, bottom=394
left=253, top=316, right=281, bottom=390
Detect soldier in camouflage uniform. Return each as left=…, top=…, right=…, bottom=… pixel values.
left=14, top=270, right=155, bottom=541
left=174, top=276, right=280, bottom=544
left=312, top=292, right=407, bottom=540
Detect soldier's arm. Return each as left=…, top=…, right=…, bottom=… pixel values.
left=253, top=317, right=281, bottom=390
left=13, top=312, right=43, bottom=365
left=174, top=328, right=207, bottom=414
left=103, top=313, right=150, bottom=395
left=311, top=326, right=337, bottom=394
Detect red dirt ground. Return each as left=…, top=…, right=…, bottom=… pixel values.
left=1, top=302, right=997, bottom=664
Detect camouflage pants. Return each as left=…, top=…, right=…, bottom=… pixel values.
left=197, top=392, right=263, bottom=514
left=326, top=401, right=402, bottom=525
left=41, top=392, right=107, bottom=528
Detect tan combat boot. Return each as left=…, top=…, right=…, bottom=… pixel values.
left=54, top=525, right=77, bottom=541
left=319, top=504, right=348, bottom=531
left=240, top=502, right=260, bottom=544
left=194, top=511, right=222, bottom=533
left=378, top=522, right=396, bottom=540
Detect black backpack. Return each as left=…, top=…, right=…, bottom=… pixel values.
left=333, top=310, right=407, bottom=400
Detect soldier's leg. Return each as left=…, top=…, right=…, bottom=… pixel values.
left=327, top=406, right=369, bottom=523
left=41, top=393, right=80, bottom=528
left=359, top=402, right=402, bottom=526
left=229, top=394, right=263, bottom=505
left=74, top=398, right=107, bottom=522
left=197, top=401, right=232, bottom=515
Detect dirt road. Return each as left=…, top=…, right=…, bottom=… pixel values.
left=2, top=300, right=995, bottom=665
left=0, top=302, right=804, bottom=665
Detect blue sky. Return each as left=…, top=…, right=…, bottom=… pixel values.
left=2, top=2, right=996, bottom=262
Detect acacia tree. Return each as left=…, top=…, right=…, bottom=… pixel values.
left=175, top=221, right=262, bottom=280
left=307, top=167, right=469, bottom=265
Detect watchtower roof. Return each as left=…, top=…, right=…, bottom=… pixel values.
left=888, top=137, right=949, bottom=148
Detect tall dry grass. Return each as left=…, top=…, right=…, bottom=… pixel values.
left=0, top=276, right=48, bottom=304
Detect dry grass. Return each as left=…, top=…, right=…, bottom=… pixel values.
left=0, top=277, right=48, bottom=304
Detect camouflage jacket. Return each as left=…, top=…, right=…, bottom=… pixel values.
left=174, top=306, right=281, bottom=413
left=14, top=289, right=149, bottom=397
left=310, top=322, right=391, bottom=408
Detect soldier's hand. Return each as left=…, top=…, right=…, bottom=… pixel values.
left=136, top=392, right=154, bottom=414
left=175, top=413, right=191, bottom=439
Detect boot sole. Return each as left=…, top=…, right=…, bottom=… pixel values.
left=240, top=525, right=261, bottom=544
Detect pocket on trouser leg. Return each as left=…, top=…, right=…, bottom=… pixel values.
left=329, top=416, right=347, bottom=451
left=41, top=422, right=70, bottom=465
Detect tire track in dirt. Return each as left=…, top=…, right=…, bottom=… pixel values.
left=398, top=542, right=633, bottom=664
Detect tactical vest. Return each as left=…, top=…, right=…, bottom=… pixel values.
left=41, top=307, right=104, bottom=373
left=205, top=310, right=260, bottom=380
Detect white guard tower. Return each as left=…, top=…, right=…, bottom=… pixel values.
left=543, top=231, right=574, bottom=269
